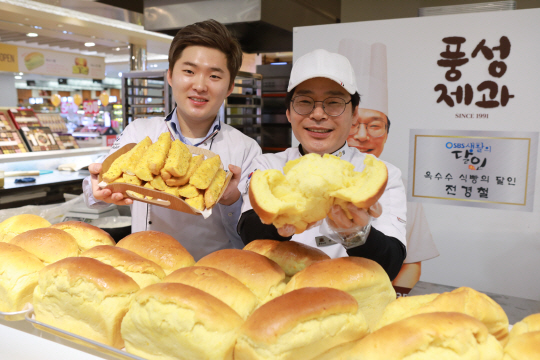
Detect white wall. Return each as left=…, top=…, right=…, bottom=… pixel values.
left=293, top=8, right=540, bottom=300
left=0, top=72, right=18, bottom=107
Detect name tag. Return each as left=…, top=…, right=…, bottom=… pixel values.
left=315, top=236, right=337, bottom=247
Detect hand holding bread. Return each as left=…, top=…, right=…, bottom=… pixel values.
left=249, top=153, right=388, bottom=234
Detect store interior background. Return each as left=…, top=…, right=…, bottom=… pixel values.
left=1, top=0, right=540, bottom=300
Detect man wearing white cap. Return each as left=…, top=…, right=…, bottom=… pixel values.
left=238, top=49, right=407, bottom=280
left=340, top=39, right=439, bottom=293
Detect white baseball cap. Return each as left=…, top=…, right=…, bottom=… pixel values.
left=287, top=49, right=358, bottom=94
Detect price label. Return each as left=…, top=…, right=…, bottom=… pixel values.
left=83, top=100, right=99, bottom=116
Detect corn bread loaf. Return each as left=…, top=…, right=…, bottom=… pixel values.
left=116, top=231, right=195, bottom=275
left=285, top=257, right=396, bottom=330
left=164, top=139, right=191, bottom=177
left=503, top=331, right=540, bottom=360
left=235, top=287, right=369, bottom=360
left=249, top=153, right=387, bottom=233
left=164, top=266, right=258, bottom=319
left=81, top=245, right=165, bottom=288
left=508, top=313, right=540, bottom=341
left=196, top=249, right=287, bottom=304
left=339, top=312, right=503, bottom=360
left=375, top=286, right=509, bottom=345
left=49, top=221, right=115, bottom=252
left=0, top=243, right=44, bottom=312
left=0, top=214, right=51, bottom=243
left=10, top=228, right=79, bottom=265
left=33, top=257, right=140, bottom=348
left=121, top=282, right=243, bottom=360
left=243, top=240, right=330, bottom=279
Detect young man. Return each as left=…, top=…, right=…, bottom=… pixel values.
left=83, top=19, right=262, bottom=260
left=238, top=49, right=406, bottom=280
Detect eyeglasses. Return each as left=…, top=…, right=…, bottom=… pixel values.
left=292, top=95, right=352, bottom=117
left=351, top=120, right=387, bottom=138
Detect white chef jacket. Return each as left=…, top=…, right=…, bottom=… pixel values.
left=240, top=143, right=407, bottom=258
left=83, top=110, right=262, bottom=260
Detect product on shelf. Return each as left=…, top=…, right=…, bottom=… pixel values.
left=35, top=113, right=68, bottom=133
left=10, top=228, right=80, bottom=265
left=7, top=108, right=41, bottom=129
left=19, top=126, right=60, bottom=152
left=0, top=109, right=16, bottom=130
left=0, top=214, right=51, bottom=243
left=52, top=133, right=79, bottom=150
left=0, top=129, right=29, bottom=154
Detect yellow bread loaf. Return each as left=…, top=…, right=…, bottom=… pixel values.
left=10, top=228, right=79, bottom=265
left=122, top=136, right=152, bottom=175
left=508, top=313, right=540, bottom=341
left=185, top=193, right=204, bottom=211
left=196, top=249, right=286, bottom=304
left=148, top=132, right=172, bottom=175
left=189, top=155, right=221, bottom=190
left=81, top=245, right=165, bottom=288
left=102, top=152, right=129, bottom=183
left=166, top=154, right=204, bottom=186
left=121, top=282, right=244, bottom=360
left=339, top=312, right=503, bottom=360
left=164, top=139, right=191, bottom=177
left=49, top=221, right=115, bottom=252
left=374, top=286, right=509, bottom=345
left=33, top=257, right=140, bottom=348
left=503, top=331, right=540, bottom=360
left=164, top=266, right=258, bottom=320
left=284, top=257, right=396, bottom=330
left=178, top=184, right=201, bottom=198
left=204, top=168, right=227, bottom=208
left=249, top=153, right=388, bottom=233
left=235, top=287, right=369, bottom=360
left=0, top=243, right=44, bottom=312
left=0, top=214, right=51, bottom=243
left=116, top=231, right=195, bottom=275
left=243, top=240, right=330, bottom=278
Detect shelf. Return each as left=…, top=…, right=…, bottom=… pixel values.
left=125, top=95, right=165, bottom=99
left=0, top=147, right=110, bottom=164
left=125, top=85, right=165, bottom=90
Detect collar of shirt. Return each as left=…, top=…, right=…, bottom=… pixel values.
left=164, top=107, right=221, bottom=147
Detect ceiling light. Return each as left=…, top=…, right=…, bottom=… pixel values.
left=26, top=33, right=38, bottom=37
left=85, top=42, right=95, bottom=47
left=19, top=72, right=23, bottom=75
left=14, top=76, right=22, bottom=79
left=63, top=30, right=67, bottom=34
left=115, top=47, right=121, bottom=51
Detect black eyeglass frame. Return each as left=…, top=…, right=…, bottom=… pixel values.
left=291, top=95, right=352, bottom=117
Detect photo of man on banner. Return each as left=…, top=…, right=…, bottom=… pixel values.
left=338, top=39, right=440, bottom=295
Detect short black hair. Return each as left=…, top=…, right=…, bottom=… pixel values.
left=285, top=87, right=361, bottom=114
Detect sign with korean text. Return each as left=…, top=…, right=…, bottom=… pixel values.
left=0, top=42, right=105, bottom=79
left=409, top=129, right=538, bottom=211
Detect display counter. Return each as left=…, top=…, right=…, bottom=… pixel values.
left=1, top=281, right=538, bottom=360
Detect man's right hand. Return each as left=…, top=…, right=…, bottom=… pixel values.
left=89, top=163, right=133, bottom=206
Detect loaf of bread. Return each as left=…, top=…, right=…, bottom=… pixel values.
left=10, top=228, right=79, bottom=265
left=116, top=231, right=195, bottom=275
left=508, top=313, right=540, bottom=341
left=243, top=240, right=330, bottom=278
left=249, top=153, right=387, bottom=233
left=164, top=139, right=191, bottom=177
left=33, top=257, right=140, bottom=348
left=49, top=221, right=115, bottom=252
left=196, top=249, right=287, bottom=304
left=164, top=266, right=258, bottom=320
left=122, top=136, right=152, bottom=175
left=235, top=287, right=369, bottom=360
left=503, top=331, right=540, bottom=360
left=0, top=214, right=51, bottom=243
left=121, top=282, right=244, bottom=360
left=374, top=286, right=509, bottom=345
left=337, top=312, right=503, bottom=360
left=0, top=243, right=44, bottom=312
left=189, top=155, right=221, bottom=190
left=284, top=257, right=395, bottom=330
left=81, top=245, right=165, bottom=289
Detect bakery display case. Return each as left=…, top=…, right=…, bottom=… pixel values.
left=224, top=71, right=263, bottom=145
left=121, top=70, right=173, bottom=128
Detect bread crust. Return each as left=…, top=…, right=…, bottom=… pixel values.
left=50, top=221, right=115, bottom=251
left=248, top=170, right=278, bottom=224
left=0, top=214, right=51, bottom=243
left=10, top=228, right=79, bottom=264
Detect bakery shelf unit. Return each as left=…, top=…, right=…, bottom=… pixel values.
left=122, top=70, right=173, bottom=128
left=224, top=71, right=263, bottom=145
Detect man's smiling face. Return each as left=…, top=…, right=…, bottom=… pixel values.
left=347, top=108, right=388, bottom=158
left=287, top=77, right=355, bottom=155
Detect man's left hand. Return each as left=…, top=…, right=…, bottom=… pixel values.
left=218, top=164, right=241, bottom=206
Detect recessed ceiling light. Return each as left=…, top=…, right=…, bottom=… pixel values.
left=26, top=33, right=38, bottom=37
left=115, top=47, right=121, bottom=51
left=63, top=30, right=67, bottom=34
left=19, top=72, right=23, bottom=75
left=14, top=75, right=22, bottom=79
left=85, top=42, right=95, bottom=47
